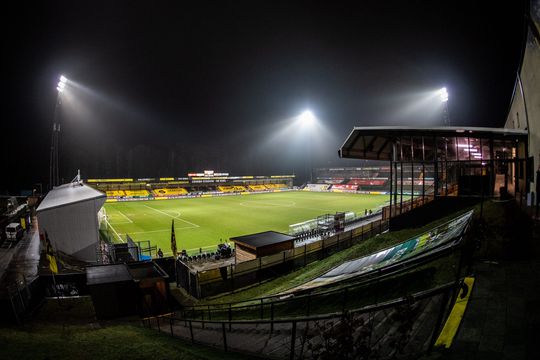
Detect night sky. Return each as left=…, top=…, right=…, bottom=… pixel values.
left=2, top=1, right=526, bottom=193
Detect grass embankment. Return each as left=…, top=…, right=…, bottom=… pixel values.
left=199, top=206, right=475, bottom=305
left=0, top=298, right=256, bottom=360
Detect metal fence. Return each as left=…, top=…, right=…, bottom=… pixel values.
left=144, top=282, right=458, bottom=359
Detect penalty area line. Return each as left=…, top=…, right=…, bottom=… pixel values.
left=117, top=210, right=133, bottom=223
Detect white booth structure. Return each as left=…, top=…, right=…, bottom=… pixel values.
left=37, top=182, right=106, bottom=263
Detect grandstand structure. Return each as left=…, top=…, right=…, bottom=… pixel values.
left=311, top=167, right=392, bottom=193
left=306, top=165, right=435, bottom=196
left=339, top=126, right=529, bottom=217
left=86, top=171, right=293, bottom=200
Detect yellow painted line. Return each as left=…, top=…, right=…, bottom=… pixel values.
left=435, top=277, right=475, bottom=348
left=417, top=233, right=431, bottom=247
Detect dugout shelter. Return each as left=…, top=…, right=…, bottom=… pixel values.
left=231, top=231, right=296, bottom=262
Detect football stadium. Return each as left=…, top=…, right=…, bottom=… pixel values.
left=1, top=2, right=539, bottom=360
left=97, top=173, right=389, bottom=256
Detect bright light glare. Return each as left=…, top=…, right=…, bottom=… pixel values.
left=299, top=110, right=315, bottom=126
left=438, top=87, right=449, bottom=102
left=57, top=75, right=68, bottom=93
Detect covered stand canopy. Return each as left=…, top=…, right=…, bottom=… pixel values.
left=339, top=126, right=528, bottom=161
left=338, top=126, right=529, bottom=216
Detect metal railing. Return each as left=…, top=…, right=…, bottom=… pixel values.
left=144, top=282, right=459, bottom=359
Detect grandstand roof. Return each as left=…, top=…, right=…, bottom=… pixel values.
left=37, top=182, right=106, bottom=212
left=231, top=231, right=295, bottom=250
left=339, top=126, right=528, bottom=161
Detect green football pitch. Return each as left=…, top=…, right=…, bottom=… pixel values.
left=104, top=191, right=389, bottom=256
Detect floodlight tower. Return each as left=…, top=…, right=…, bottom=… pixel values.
left=299, top=110, right=316, bottom=183
left=49, top=75, right=67, bottom=188
left=438, top=87, right=450, bottom=126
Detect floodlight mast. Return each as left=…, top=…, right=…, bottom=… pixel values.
left=50, top=75, right=67, bottom=189
left=438, top=87, right=450, bottom=126
left=298, top=109, right=316, bottom=183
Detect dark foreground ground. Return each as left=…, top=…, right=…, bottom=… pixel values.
left=426, top=201, right=540, bottom=360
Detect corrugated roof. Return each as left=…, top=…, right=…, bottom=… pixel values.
left=36, top=182, right=106, bottom=212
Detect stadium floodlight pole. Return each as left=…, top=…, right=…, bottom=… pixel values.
left=299, top=110, right=316, bottom=183
left=50, top=75, right=67, bottom=189
left=438, top=87, right=450, bottom=126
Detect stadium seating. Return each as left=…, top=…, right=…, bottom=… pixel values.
left=233, top=186, right=247, bottom=192
left=217, top=186, right=235, bottom=192
left=106, top=190, right=126, bottom=197
left=152, top=188, right=188, bottom=196
left=303, top=184, right=330, bottom=191
left=248, top=185, right=267, bottom=191
left=264, top=183, right=287, bottom=190
left=123, top=189, right=150, bottom=197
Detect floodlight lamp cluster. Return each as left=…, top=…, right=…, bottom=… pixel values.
left=438, top=87, right=449, bottom=102
left=57, top=75, right=67, bottom=93
left=299, top=110, right=315, bottom=126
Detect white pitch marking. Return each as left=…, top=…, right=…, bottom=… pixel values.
left=107, top=221, right=132, bottom=225
left=239, top=200, right=296, bottom=208
left=126, top=226, right=194, bottom=235
left=117, top=210, right=133, bottom=223
left=107, top=221, right=125, bottom=243
left=142, top=204, right=200, bottom=228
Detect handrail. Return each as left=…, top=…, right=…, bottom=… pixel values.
left=168, top=281, right=458, bottom=325
left=144, top=281, right=460, bottom=360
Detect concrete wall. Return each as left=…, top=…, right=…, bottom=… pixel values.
left=505, top=1, right=540, bottom=199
